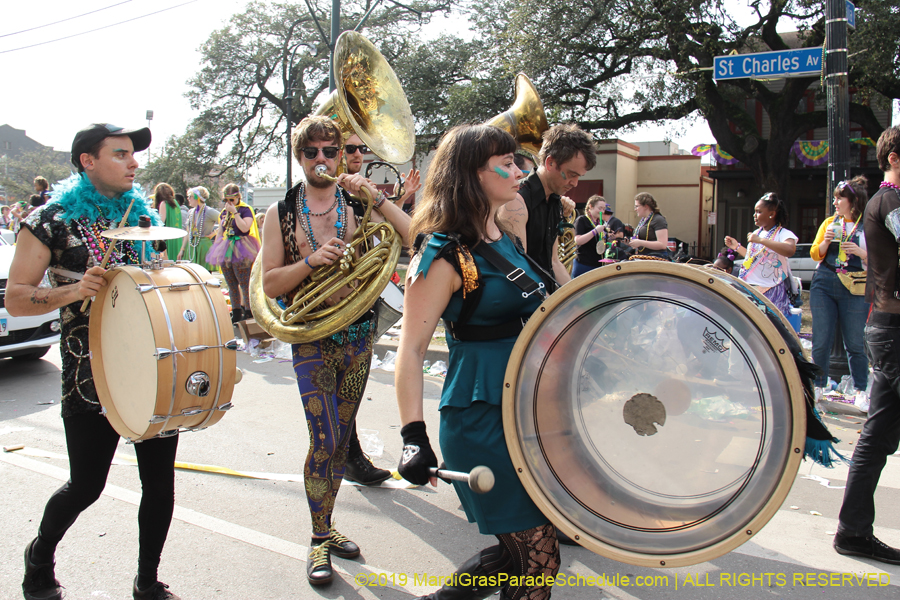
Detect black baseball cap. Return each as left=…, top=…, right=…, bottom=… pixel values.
left=71, top=123, right=152, bottom=171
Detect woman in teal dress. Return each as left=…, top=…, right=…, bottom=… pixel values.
left=395, top=124, right=560, bottom=600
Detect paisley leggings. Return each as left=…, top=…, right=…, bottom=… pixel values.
left=291, top=320, right=374, bottom=536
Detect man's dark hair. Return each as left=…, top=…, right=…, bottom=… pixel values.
left=30, top=194, right=45, bottom=208
left=876, top=126, right=900, bottom=172
left=538, top=124, right=597, bottom=171
left=175, top=193, right=186, bottom=206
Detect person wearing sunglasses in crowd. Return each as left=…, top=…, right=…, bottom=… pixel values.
left=260, top=116, right=411, bottom=587
left=333, top=132, right=408, bottom=487
left=207, top=184, right=261, bottom=323
left=343, top=133, right=421, bottom=208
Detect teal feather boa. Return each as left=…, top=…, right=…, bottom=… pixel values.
left=50, top=173, right=162, bottom=227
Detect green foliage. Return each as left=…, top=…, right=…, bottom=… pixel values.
left=182, top=0, right=452, bottom=174
left=136, top=128, right=242, bottom=208
left=0, top=148, right=72, bottom=205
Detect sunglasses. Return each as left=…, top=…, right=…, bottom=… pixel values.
left=299, top=146, right=340, bottom=160
left=836, top=181, right=857, bottom=197
left=344, top=144, right=368, bottom=155
left=224, top=195, right=239, bottom=202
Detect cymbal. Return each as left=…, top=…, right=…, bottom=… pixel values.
left=101, top=226, right=188, bottom=241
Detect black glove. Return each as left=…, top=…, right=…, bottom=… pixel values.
left=398, top=421, right=437, bottom=485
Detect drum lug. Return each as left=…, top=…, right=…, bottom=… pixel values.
left=225, top=339, right=239, bottom=351
left=138, top=284, right=156, bottom=294
left=217, top=402, right=234, bottom=411
left=155, top=348, right=174, bottom=360
left=181, top=407, right=204, bottom=416
left=149, top=415, right=168, bottom=424
left=158, top=429, right=179, bottom=438
left=205, top=279, right=222, bottom=287
left=185, top=372, right=211, bottom=397
left=169, top=282, right=191, bottom=291
left=185, top=345, right=210, bottom=353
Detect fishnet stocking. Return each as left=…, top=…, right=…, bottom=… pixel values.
left=497, top=523, right=560, bottom=600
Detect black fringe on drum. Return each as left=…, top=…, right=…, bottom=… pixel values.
left=762, top=305, right=847, bottom=468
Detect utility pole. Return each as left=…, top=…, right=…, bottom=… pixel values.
left=825, top=0, right=850, bottom=205
left=825, top=0, right=853, bottom=383
left=145, top=110, right=154, bottom=161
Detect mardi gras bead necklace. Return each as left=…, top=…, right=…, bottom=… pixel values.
left=741, top=225, right=782, bottom=273
left=296, top=182, right=346, bottom=252
left=190, top=205, right=208, bottom=248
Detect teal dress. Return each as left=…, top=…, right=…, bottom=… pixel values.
left=413, top=232, right=549, bottom=534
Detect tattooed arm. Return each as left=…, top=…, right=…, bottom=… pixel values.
left=498, top=193, right=529, bottom=252
left=5, top=228, right=106, bottom=317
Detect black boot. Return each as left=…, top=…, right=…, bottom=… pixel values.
left=417, top=546, right=511, bottom=600
left=22, top=538, right=63, bottom=600
left=230, top=307, right=244, bottom=323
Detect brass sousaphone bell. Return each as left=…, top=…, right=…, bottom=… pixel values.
left=249, top=31, right=413, bottom=343
left=484, top=73, right=549, bottom=158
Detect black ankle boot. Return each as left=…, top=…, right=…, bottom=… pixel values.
left=22, top=538, right=63, bottom=600
left=417, top=546, right=511, bottom=600
left=231, top=307, right=244, bottom=323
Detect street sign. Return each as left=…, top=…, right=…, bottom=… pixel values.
left=714, top=47, right=823, bottom=81
left=847, top=1, right=856, bottom=29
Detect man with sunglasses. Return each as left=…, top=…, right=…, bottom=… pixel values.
left=343, top=133, right=421, bottom=209
left=338, top=134, right=414, bottom=487
left=260, top=115, right=411, bottom=586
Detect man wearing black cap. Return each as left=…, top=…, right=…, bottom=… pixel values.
left=601, top=202, right=624, bottom=241
left=6, top=124, right=181, bottom=600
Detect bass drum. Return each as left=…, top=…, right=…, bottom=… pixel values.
left=503, top=261, right=805, bottom=567
left=90, top=263, right=238, bottom=442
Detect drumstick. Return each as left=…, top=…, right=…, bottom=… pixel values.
left=80, top=197, right=137, bottom=313
left=429, top=465, right=495, bottom=494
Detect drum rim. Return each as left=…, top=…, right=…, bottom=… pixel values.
left=502, top=261, right=806, bottom=568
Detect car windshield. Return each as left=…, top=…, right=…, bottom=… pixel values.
left=794, top=243, right=811, bottom=259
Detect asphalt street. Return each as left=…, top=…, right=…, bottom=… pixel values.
left=2, top=338, right=899, bottom=600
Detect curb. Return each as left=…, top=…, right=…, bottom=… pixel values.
left=374, top=338, right=449, bottom=366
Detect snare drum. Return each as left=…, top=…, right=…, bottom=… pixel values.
left=373, top=281, right=404, bottom=340
left=89, top=263, right=237, bottom=441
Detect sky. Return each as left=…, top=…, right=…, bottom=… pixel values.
left=4, top=1, right=896, bottom=183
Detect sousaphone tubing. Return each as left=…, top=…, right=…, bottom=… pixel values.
left=503, top=261, right=805, bottom=567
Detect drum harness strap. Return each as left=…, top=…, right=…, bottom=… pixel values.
left=446, top=236, right=557, bottom=342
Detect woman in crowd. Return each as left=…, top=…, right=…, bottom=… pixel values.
left=809, top=176, right=870, bottom=396
left=395, top=124, right=560, bottom=600
left=206, top=184, right=260, bottom=322
left=572, top=195, right=607, bottom=276
left=152, top=183, right=182, bottom=259
left=177, top=186, right=217, bottom=270
left=628, top=193, right=670, bottom=259
left=725, top=192, right=798, bottom=318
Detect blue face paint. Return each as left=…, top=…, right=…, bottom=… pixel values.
left=560, top=171, right=568, bottom=180
left=494, top=166, right=510, bottom=179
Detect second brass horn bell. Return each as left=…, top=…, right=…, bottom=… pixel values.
left=249, top=31, right=409, bottom=343
left=484, top=73, right=549, bottom=158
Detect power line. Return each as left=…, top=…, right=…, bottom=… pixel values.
left=0, top=0, right=138, bottom=39
left=0, top=0, right=199, bottom=54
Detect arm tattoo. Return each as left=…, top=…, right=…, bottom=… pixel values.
left=30, top=289, right=50, bottom=305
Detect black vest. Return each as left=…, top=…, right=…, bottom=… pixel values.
left=518, top=172, right=561, bottom=273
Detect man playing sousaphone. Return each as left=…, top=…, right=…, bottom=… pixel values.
left=259, top=115, right=411, bottom=586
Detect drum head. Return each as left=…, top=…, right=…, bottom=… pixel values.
left=503, top=261, right=805, bottom=567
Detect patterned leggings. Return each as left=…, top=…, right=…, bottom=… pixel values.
left=221, top=260, right=252, bottom=310
left=292, top=322, right=374, bottom=536
left=496, top=523, right=561, bottom=600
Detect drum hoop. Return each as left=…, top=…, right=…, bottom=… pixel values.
left=502, top=261, right=806, bottom=567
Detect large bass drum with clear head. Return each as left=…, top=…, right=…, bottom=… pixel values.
left=503, top=261, right=805, bottom=567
